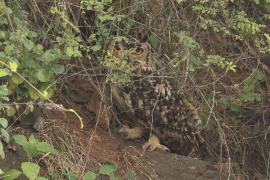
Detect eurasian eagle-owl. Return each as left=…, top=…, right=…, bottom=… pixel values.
left=107, top=40, right=204, bottom=155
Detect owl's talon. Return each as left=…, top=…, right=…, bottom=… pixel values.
left=155, top=83, right=172, bottom=98
left=119, top=125, right=145, bottom=140
left=142, top=134, right=170, bottom=152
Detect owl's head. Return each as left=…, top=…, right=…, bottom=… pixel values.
left=127, top=42, right=156, bottom=72
left=108, top=40, right=156, bottom=72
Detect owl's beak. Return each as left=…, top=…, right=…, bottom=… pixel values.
left=123, top=55, right=129, bottom=61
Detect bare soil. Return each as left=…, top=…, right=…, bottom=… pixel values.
left=1, top=78, right=267, bottom=179
left=2, top=109, right=266, bottom=179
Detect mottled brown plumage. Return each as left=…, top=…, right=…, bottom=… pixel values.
left=108, top=40, right=204, bottom=155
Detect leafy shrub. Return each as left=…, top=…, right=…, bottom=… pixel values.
left=0, top=1, right=84, bottom=104
left=13, top=134, right=58, bottom=159
left=1, top=134, right=57, bottom=180
left=3, top=162, right=47, bottom=180
left=0, top=118, right=9, bottom=160
left=65, top=163, right=136, bottom=180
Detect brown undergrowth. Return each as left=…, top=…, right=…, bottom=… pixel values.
left=37, top=110, right=158, bottom=179
left=7, top=0, right=270, bottom=178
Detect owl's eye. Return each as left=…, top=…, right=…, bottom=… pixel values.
left=113, top=44, right=121, bottom=52
left=133, top=47, right=144, bottom=55
left=136, top=47, right=143, bottom=53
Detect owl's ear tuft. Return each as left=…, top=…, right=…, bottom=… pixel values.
left=139, top=32, right=148, bottom=42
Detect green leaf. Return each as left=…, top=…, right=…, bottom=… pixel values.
left=125, top=170, right=136, bottom=180
left=14, top=135, right=57, bottom=158
left=5, top=106, right=16, bottom=117
left=8, top=61, right=18, bottom=72
left=51, top=64, right=65, bottom=74
left=148, top=34, right=160, bottom=49
left=0, top=118, right=8, bottom=128
left=40, top=87, right=54, bottom=100
left=41, top=50, right=56, bottom=63
left=23, top=143, right=40, bottom=158
left=63, top=171, right=77, bottom=180
left=66, top=47, right=74, bottom=57
left=1, top=129, right=10, bottom=143
left=36, top=142, right=58, bottom=154
left=244, top=70, right=263, bottom=92
left=0, top=68, right=8, bottom=77
left=21, top=162, right=40, bottom=180
left=4, top=44, right=15, bottom=56
left=3, top=169, right=22, bottom=180
left=0, top=17, right=8, bottom=25
left=91, top=44, right=101, bottom=52
left=34, top=44, right=44, bottom=55
left=83, top=171, right=96, bottom=180
left=124, top=19, right=134, bottom=32
left=240, top=92, right=262, bottom=102
left=229, top=103, right=241, bottom=112
left=1, top=96, right=9, bottom=101
left=99, top=164, right=117, bottom=175
left=28, top=87, right=40, bottom=100
left=0, top=85, right=8, bottom=96
left=29, top=135, right=39, bottom=144
left=13, top=134, right=27, bottom=146
left=23, top=39, right=34, bottom=51
left=3, top=7, right=12, bottom=15
left=0, top=141, right=5, bottom=159
left=98, top=14, right=116, bottom=22
left=36, top=69, right=52, bottom=82
left=176, top=0, right=185, bottom=4
left=0, top=31, right=7, bottom=39
left=11, top=73, right=24, bottom=84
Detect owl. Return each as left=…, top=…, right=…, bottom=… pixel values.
left=108, top=40, right=204, bottom=155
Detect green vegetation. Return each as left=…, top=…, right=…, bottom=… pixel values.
left=1, top=134, right=55, bottom=180
left=0, top=118, right=9, bottom=159
left=4, top=162, right=46, bottom=180
left=13, top=134, right=58, bottom=159
left=0, top=0, right=269, bottom=179
left=65, top=164, right=136, bottom=180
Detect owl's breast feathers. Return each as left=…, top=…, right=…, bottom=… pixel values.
left=123, top=71, right=202, bottom=145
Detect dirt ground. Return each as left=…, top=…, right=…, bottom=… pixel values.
left=1, top=78, right=267, bottom=179
left=1, top=109, right=267, bottom=180
left=39, top=111, right=220, bottom=179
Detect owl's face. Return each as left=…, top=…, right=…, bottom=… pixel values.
left=108, top=40, right=156, bottom=72
left=128, top=42, right=156, bottom=71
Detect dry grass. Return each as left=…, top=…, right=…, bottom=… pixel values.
left=36, top=110, right=158, bottom=179
left=10, top=0, right=270, bottom=178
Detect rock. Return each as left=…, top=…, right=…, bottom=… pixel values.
left=144, top=151, right=228, bottom=180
